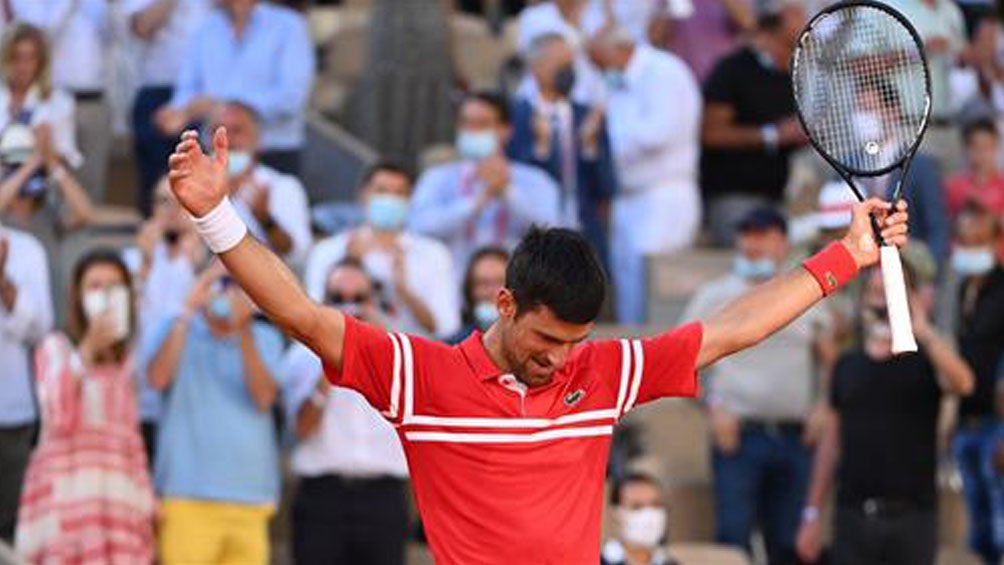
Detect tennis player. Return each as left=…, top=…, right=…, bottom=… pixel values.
left=168, top=128, right=909, bottom=564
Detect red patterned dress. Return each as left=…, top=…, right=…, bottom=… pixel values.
left=15, top=334, right=155, bottom=564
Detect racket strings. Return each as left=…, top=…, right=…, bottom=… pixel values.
left=793, top=5, right=928, bottom=175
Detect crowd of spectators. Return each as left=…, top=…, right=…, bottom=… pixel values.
left=0, top=0, right=1003, bottom=564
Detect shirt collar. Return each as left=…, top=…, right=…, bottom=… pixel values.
left=459, top=331, right=505, bottom=381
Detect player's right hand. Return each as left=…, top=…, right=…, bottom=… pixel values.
left=168, top=128, right=229, bottom=218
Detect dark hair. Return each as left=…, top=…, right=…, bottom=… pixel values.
left=462, top=90, right=511, bottom=125
left=962, top=118, right=999, bottom=145
left=506, top=227, right=606, bottom=324
left=959, top=197, right=1003, bottom=237
left=610, top=472, right=662, bottom=506
left=68, top=249, right=135, bottom=362
left=358, top=159, right=416, bottom=191
left=461, top=246, right=510, bottom=325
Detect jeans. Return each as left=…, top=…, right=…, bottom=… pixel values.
left=131, top=86, right=175, bottom=216
left=954, top=419, right=1000, bottom=564
left=713, top=426, right=810, bottom=564
left=0, top=424, right=36, bottom=542
left=833, top=504, right=937, bottom=565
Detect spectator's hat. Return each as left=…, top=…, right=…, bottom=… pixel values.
left=816, top=180, right=857, bottom=230
left=0, top=124, right=35, bottom=165
left=737, top=207, right=788, bottom=234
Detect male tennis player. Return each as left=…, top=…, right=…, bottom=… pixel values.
left=168, top=128, right=909, bottom=564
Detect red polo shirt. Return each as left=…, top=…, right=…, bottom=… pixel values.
left=326, top=317, right=703, bottom=565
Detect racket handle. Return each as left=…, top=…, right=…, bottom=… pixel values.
left=879, top=246, right=918, bottom=354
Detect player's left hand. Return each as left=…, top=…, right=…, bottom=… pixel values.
left=841, top=198, right=908, bottom=269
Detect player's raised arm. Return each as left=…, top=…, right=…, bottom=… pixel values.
left=167, top=128, right=347, bottom=367
left=696, top=198, right=908, bottom=369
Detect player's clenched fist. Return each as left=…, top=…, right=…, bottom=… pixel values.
left=168, top=128, right=230, bottom=218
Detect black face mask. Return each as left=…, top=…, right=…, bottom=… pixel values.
left=554, top=65, right=576, bottom=98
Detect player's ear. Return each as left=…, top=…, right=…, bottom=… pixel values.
left=497, top=288, right=517, bottom=320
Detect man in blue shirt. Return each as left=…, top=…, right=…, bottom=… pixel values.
left=142, top=264, right=287, bottom=564
left=409, top=91, right=560, bottom=278
left=155, top=0, right=314, bottom=175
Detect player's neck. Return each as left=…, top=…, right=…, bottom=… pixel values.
left=480, top=324, right=515, bottom=375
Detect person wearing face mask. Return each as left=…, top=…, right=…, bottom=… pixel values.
left=0, top=221, right=51, bottom=544
left=410, top=92, right=559, bottom=282
left=205, top=101, right=311, bottom=267
left=123, top=175, right=206, bottom=463
left=602, top=473, right=677, bottom=565
left=449, top=247, right=509, bottom=344
left=681, top=208, right=836, bottom=563
left=699, top=0, right=808, bottom=247
left=949, top=200, right=1004, bottom=564
left=509, top=33, right=617, bottom=270
left=143, top=263, right=288, bottom=564
left=795, top=268, right=974, bottom=565
left=588, top=24, right=702, bottom=324
left=284, top=258, right=410, bottom=565
left=15, top=250, right=155, bottom=563
left=309, top=161, right=461, bottom=339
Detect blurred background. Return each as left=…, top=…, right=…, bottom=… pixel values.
left=0, top=0, right=1003, bottom=564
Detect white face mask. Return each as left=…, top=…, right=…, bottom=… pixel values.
left=619, top=507, right=667, bottom=549
left=952, top=246, right=996, bottom=277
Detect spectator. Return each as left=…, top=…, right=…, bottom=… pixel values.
left=952, top=200, right=1004, bottom=564
left=516, top=0, right=605, bottom=103
left=946, top=119, right=1004, bottom=219
left=700, top=0, right=807, bottom=247
left=156, top=0, right=315, bottom=175
left=411, top=93, right=559, bottom=278
left=306, top=161, right=461, bottom=339
left=349, top=0, right=456, bottom=169
left=449, top=246, right=509, bottom=344
left=663, top=0, right=756, bottom=82
left=853, top=80, right=951, bottom=268
left=144, top=263, right=287, bottom=564
left=125, top=176, right=204, bottom=461
left=795, top=268, right=974, bottom=565
left=601, top=472, right=677, bottom=565
left=285, top=258, right=409, bottom=565
left=0, top=223, right=51, bottom=543
left=208, top=101, right=312, bottom=267
left=510, top=34, right=616, bottom=268
left=0, top=24, right=82, bottom=177
left=125, top=0, right=212, bottom=216
left=681, top=208, right=834, bottom=563
left=12, top=1, right=110, bottom=204
left=15, top=250, right=155, bottom=562
left=888, top=0, right=967, bottom=174
left=590, top=24, right=702, bottom=324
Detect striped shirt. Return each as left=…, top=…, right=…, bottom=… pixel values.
left=325, top=317, right=702, bottom=564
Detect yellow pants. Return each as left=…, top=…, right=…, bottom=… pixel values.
left=159, top=498, right=273, bottom=565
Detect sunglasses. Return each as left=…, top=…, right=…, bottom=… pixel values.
left=325, top=292, right=371, bottom=305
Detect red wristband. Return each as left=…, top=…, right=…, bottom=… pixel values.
left=802, top=242, right=859, bottom=296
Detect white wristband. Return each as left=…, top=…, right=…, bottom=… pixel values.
left=191, top=197, right=248, bottom=254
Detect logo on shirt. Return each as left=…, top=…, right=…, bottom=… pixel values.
left=564, top=389, right=586, bottom=407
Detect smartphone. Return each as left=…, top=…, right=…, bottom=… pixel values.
left=106, top=285, right=131, bottom=341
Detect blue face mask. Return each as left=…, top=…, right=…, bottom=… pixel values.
left=734, top=255, right=777, bottom=280
left=473, top=301, right=499, bottom=330
left=208, top=295, right=232, bottom=321
left=227, top=150, right=253, bottom=178
left=456, top=130, right=498, bottom=161
left=603, top=69, right=627, bottom=91
left=366, top=194, right=410, bottom=232
left=952, top=247, right=995, bottom=276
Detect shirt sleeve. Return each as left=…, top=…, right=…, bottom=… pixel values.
left=601, top=322, right=704, bottom=417
left=828, top=354, right=850, bottom=410
left=267, top=174, right=313, bottom=267
left=407, top=166, right=480, bottom=239
left=322, top=316, right=399, bottom=417
left=281, top=342, right=324, bottom=425
left=703, top=55, right=738, bottom=104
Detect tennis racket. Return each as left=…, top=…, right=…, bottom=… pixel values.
left=792, top=0, right=931, bottom=354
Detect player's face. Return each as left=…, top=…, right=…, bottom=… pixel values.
left=496, top=292, right=593, bottom=387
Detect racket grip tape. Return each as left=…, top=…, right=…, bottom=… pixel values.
left=879, top=246, right=918, bottom=354
left=802, top=242, right=859, bottom=296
